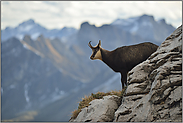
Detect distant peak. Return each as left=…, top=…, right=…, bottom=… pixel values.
left=81, top=22, right=90, bottom=27
left=158, top=19, right=166, bottom=23
left=80, top=22, right=90, bottom=29
left=62, top=27, right=76, bottom=30
left=27, top=19, right=35, bottom=23
left=141, top=14, right=150, bottom=17
left=140, top=14, right=153, bottom=18
left=5, top=26, right=13, bottom=30
left=21, top=19, right=35, bottom=25
left=80, top=22, right=97, bottom=30
left=139, top=14, right=154, bottom=21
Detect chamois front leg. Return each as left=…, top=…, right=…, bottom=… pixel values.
left=120, top=72, right=127, bottom=90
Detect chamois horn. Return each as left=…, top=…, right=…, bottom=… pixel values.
left=98, top=40, right=101, bottom=47
left=88, top=41, right=94, bottom=49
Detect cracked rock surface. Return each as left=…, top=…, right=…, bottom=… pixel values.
left=114, top=25, right=182, bottom=122
left=70, top=25, right=182, bottom=122
left=70, top=95, right=121, bottom=122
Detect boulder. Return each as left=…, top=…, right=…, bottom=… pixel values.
left=70, top=95, right=121, bottom=122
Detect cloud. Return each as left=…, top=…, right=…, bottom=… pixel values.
left=1, top=1, right=182, bottom=30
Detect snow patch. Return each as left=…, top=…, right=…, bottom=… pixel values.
left=10, top=84, right=16, bottom=89
left=35, top=51, right=42, bottom=56
left=24, top=25, right=34, bottom=31
left=112, top=17, right=139, bottom=26
left=51, top=88, right=67, bottom=102
left=23, top=43, right=44, bottom=57
left=141, top=21, right=153, bottom=27
left=16, top=34, right=24, bottom=40
left=130, top=22, right=139, bottom=33
left=1, top=88, right=3, bottom=95
left=19, top=25, right=33, bottom=32
left=61, top=36, right=68, bottom=43
left=24, top=83, right=30, bottom=103
left=31, top=32, right=40, bottom=40
left=23, top=43, right=29, bottom=49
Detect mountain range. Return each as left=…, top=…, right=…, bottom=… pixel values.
left=1, top=14, right=177, bottom=121
left=1, top=19, right=77, bottom=41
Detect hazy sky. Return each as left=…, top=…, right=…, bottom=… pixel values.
left=1, top=1, right=182, bottom=30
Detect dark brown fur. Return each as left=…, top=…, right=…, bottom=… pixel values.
left=89, top=41, right=158, bottom=89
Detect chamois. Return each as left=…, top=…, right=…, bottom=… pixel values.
left=88, top=40, right=158, bottom=89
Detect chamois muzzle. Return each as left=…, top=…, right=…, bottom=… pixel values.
left=90, top=55, right=94, bottom=60
left=89, top=41, right=95, bottom=60
left=88, top=40, right=102, bottom=60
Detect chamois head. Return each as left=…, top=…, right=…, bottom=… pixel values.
left=88, top=40, right=102, bottom=60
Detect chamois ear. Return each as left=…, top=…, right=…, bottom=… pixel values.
left=98, top=40, right=101, bottom=47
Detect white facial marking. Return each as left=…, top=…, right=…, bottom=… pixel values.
left=93, top=49, right=102, bottom=60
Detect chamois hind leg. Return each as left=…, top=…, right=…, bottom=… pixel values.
left=120, top=72, right=127, bottom=90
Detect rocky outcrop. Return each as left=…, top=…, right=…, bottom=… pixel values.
left=114, top=25, right=182, bottom=122
left=70, top=95, right=121, bottom=122
left=70, top=25, right=182, bottom=122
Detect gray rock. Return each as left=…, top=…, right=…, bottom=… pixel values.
left=70, top=95, right=121, bottom=122
left=114, top=25, right=182, bottom=122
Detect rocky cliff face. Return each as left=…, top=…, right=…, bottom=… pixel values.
left=70, top=25, right=182, bottom=122
left=114, top=25, right=182, bottom=122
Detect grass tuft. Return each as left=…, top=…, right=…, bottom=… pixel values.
left=70, top=87, right=127, bottom=120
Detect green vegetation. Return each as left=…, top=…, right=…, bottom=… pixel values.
left=71, top=87, right=127, bottom=120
